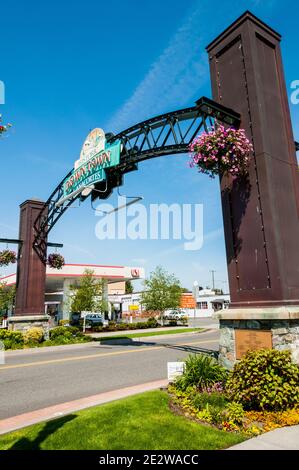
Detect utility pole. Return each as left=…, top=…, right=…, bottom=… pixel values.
left=210, top=270, right=216, bottom=290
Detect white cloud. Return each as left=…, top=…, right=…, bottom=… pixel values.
left=105, top=2, right=209, bottom=133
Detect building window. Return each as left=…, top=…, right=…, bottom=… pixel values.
left=197, top=301, right=208, bottom=309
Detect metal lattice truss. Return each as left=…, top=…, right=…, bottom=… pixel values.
left=33, top=96, right=242, bottom=261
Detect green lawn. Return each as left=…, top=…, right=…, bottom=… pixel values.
left=93, top=327, right=202, bottom=341
left=0, top=391, right=246, bottom=450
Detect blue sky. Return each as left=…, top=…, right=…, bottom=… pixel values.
left=0, top=0, right=298, bottom=291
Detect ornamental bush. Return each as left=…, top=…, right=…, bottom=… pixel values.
left=23, top=327, right=44, bottom=344
left=192, top=390, right=227, bottom=411
left=146, top=317, right=159, bottom=328
left=175, top=353, right=227, bottom=391
left=189, top=125, right=252, bottom=178
left=226, top=349, right=299, bottom=411
left=0, top=329, right=24, bottom=350
left=49, top=325, right=84, bottom=341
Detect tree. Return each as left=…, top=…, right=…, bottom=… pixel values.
left=69, top=269, right=108, bottom=315
left=125, top=280, right=134, bottom=294
left=141, top=266, right=182, bottom=325
left=0, top=282, right=15, bottom=316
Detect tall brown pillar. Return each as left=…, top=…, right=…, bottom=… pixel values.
left=206, top=11, right=299, bottom=366
left=10, top=199, right=49, bottom=332
left=207, top=11, right=299, bottom=307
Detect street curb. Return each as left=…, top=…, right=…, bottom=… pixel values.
left=4, top=328, right=210, bottom=356
left=95, top=329, right=208, bottom=343
left=0, top=379, right=169, bottom=436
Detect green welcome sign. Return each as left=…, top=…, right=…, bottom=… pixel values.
left=63, top=129, right=121, bottom=197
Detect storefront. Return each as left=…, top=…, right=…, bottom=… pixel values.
left=1, top=263, right=144, bottom=322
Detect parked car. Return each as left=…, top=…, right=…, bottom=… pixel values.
left=84, top=313, right=103, bottom=325
left=164, top=309, right=187, bottom=318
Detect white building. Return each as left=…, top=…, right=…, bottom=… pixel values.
left=192, top=287, right=230, bottom=318
left=0, top=263, right=144, bottom=321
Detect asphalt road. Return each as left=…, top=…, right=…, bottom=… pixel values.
left=0, top=330, right=219, bottom=420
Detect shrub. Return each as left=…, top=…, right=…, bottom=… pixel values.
left=207, top=405, right=225, bottom=425
left=175, top=354, right=227, bottom=391
left=0, top=329, right=24, bottom=350
left=49, top=326, right=84, bottom=341
left=192, top=391, right=227, bottom=411
left=146, top=317, right=159, bottom=328
left=92, top=325, right=104, bottom=332
left=223, top=402, right=244, bottom=426
left=23, top=327, right=44, bottom=344
left=59, top=320, right=70, bottom=326
left=136, top=322, right=148, bottom=329
left=226, top=349, right=299, bottom=411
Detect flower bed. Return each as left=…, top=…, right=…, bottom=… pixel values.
left=168, top=349, right=299, bottom=437
left=0, top=326, right=92, bottom=350
left=189, top=125, right=252, bottom=178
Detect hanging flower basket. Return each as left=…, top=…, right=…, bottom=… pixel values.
left=189, top=124, right=253, bottom=178
left=0, top=250, right=17, bottom=266
left=0, top=115, right=12, bottom=137
left=47, top=253, right=65, bottom=270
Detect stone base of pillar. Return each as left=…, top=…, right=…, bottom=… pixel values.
left=215, top=306, right=299, bottom=369
left=8, top=315, right=51, bottom=339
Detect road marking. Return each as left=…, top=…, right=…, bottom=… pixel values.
left=0, top=339, right=217, bottom=371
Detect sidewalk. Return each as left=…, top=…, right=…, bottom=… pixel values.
left=0, top=379, right=168, bottom=435
left=229, top=425, right=299, bottom=450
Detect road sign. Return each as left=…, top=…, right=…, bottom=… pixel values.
left=128, top=305, right=139, bottom=311
left=167, top=362, right=185, bottom=382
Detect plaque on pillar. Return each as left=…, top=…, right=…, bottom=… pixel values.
left=235, top=329, right=272, bottom=359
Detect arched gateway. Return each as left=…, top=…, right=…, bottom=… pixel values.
left=7, top=11, right=299, bottom=367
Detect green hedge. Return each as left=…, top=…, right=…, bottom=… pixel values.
left=0, top=329, right=24, bottom=350
left=226, top=349, right=299, bottom=411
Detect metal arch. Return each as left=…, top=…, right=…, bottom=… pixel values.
left=33, top=96, right=241, bottom=262
left=105, top=97, right=241, bottom=170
